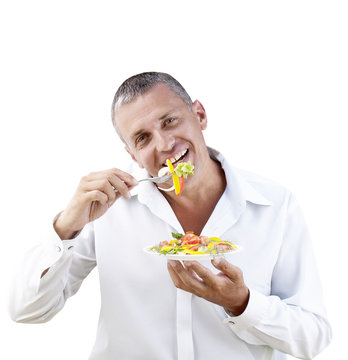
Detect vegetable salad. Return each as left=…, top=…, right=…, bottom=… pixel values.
left=149, top=231, right=238, bottom=255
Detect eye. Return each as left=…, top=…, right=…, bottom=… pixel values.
left=135, top=134, right=147, bottom=145
left=164, top=117, right=175, bottom=126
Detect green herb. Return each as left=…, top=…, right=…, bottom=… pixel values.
left=150, top=246, right=161, bottom=252
left=171, top=232, right=183, bottom=239
left=160, top=247, right=179, bottom=255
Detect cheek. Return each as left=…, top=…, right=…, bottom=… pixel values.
left=134, top=150, right=152, bottom=170
left=135, top=154, right=145, bottom=168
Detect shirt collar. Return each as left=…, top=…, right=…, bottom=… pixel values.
left=208, top=147, right=272, bottom=207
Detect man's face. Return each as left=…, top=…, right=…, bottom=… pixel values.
left=115, top=83, right=208, bottom=184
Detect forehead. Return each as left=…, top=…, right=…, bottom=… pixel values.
left=115, top=83, right=188, bottom=143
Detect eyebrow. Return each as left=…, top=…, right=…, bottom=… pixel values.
left=131, top=128, right=145, bottom=140
left=131, top=111, right=176, bottom=140
left=159, top=111, right=173, bottom=120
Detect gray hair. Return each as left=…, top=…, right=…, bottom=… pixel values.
left=111, top=72, right=192, bottom=138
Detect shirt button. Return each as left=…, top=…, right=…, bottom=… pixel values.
left=56, top=246, right=62, bottom=252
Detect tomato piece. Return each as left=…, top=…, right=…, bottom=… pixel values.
left=199, top=236, right=209, bottom=245
left=181, top=232, right=196, bottom=242
left=177, top=177, right=184, bottom=196
left=189, top=245, right=199, bottom=251
left=183, top=241, right=200, bottom=246
left=191, top=236, right=201, bottom=243
left=181, top=233, right=200, bottom=245
left=217, top=243, right=232, bottom=251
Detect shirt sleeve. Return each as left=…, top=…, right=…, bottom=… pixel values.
left=9, top=219, right=96, bottom=324
left=223, top=193, right=332, bottom=359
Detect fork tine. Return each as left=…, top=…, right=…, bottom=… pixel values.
left=153, top=173, right=173, bottom=183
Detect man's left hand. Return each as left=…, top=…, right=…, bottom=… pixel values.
left=167, top=258, right=250, bottom=316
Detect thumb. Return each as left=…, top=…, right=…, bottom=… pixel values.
left=211, top=258, right=243, bottom=281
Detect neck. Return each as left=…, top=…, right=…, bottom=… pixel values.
left=161, top=155, right=226, bottom=210
left=160, top=156, right=226, bottom=234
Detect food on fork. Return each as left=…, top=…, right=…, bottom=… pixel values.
left=157, top=160, right=194, bottom=195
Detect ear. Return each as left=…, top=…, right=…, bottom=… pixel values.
left=192, top=100, right=207, bottom=130
left=125, top=146, right=144, bottom=168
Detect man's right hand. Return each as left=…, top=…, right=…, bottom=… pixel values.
left=54, top=168, right=138, bottom=240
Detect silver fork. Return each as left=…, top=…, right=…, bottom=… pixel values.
left=137, top=171, right=174, bottom=184
left=113, top=172, right=174, bottom=192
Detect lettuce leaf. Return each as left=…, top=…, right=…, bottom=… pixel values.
left=174, top=161, right=194, bottom=179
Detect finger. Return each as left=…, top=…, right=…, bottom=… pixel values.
left=185, top=263, right=201, bottom=281
left=82, top=179, right=117, bottom=204
left=106, top=171, right=139, bottom=199
left=169, top=260, right=206, bottom=294
left=84, top=189, right=108, bottom=205
left=83, top=169, right=138, bottom=192
left=85, top=174, right=132, bottom=200
left=111, top=178, right=133, bottom=199
left=87, top=168, right=138, bottom=186
left=183, top=261, right=216, bottom=287
left=211, top=258, right=243, bottom=282
left=112, top=169, right=138, bottom=187
left=167, top=261, right=187, bottom=290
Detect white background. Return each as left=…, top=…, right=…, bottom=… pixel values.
left=1, top=1, right=347, bottom=359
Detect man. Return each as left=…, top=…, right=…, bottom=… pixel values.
left=10, top=72, right=331, bottom=359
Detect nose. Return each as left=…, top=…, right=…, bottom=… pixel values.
left=154, top=131, right=175, bottom=152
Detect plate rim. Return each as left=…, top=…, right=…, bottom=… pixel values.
left=143, top=245, right=242, bottom=260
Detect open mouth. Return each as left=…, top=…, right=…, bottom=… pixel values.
left=162, top=149, right=189, bottom=167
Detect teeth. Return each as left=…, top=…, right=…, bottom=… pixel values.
left=163, top=149, right=188, bottom=167
left=169, top=149, right=187, bottom=164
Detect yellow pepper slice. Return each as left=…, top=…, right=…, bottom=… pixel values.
left=181, top=249, right=205, bottom=255
left=208, top=237, right=237, bottom=249
left=166, top=159, right=181, bottom=195
left=208, top=237, right=223, bottom=243
left=207, top=242, right=215, bottom=250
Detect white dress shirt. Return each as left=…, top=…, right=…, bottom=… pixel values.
left=9, top=148, right=332, bottom=359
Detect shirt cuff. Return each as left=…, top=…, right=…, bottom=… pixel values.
left=223, top=289, right=269, bottom=330
left=47, top=213, right=78, bottom=260
left=34, top=216, right=79, bottom=287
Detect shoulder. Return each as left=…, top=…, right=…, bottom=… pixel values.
left=232, top=166, right=292, bottom=208
left=211, top=147, right=292, bottom=207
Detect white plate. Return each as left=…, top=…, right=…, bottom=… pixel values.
left=143, top=245, right=242, bottom=260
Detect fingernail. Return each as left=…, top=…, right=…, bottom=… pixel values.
left=183, top=260, right=193, bottom=267
left=125, top=192, right=131, bottom=199
left=212, top=257, right=222, bottom=266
